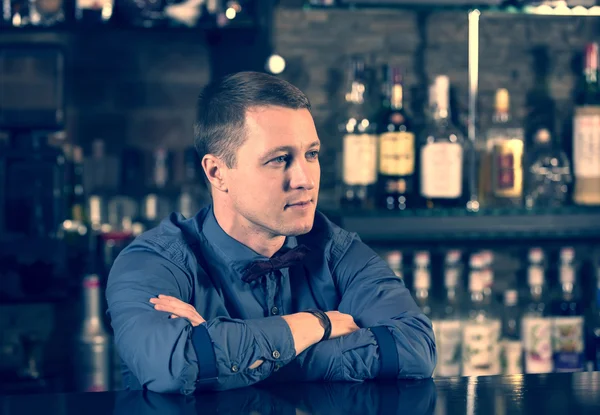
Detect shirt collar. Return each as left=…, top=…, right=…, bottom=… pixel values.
left=200, top=205, right=298, bottom=275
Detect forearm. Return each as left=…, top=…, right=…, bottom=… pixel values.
left=270, top=314, right=436, bottom=383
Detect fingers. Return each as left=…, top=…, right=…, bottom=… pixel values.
left=150, top=295, right=206, bottom=327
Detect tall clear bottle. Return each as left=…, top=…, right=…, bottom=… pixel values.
left=552, top=247, right=585, bottom=372
left=500, top=290, right=522, bottom=375
left=413, top=251, right=433, bottom=319
left=480, top=89, right=525, bottom=208
left=433, top=250, right=463, bottom=377
left=340, top=57, right=378, bottom=210
left=74, top=270, right=113, bottom=392
left=376, top=65, right=416, bottom=211
left=419, top=76, right=466, bottom=209
left=521, top=247, right=553, bottom=374
left=462, top=253, right=501, bottom=376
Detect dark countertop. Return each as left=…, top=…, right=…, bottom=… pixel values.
left=1, top=372, right=600, bottom=415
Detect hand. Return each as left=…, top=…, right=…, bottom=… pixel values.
left=149, top=294, right=206, bottom=327
left=325, top=311, right=360, bottom=339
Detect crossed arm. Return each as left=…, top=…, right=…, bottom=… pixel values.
left=106, top=240, right=436, bottom=394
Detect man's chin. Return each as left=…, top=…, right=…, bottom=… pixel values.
left=284, top=220, right=315, bottom=237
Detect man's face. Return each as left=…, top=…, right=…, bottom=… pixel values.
left=225, top=106, right=320, bottom=237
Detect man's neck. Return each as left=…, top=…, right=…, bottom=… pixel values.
left=212, top=203, right=285, bottom=258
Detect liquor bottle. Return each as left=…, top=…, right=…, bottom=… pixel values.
left=480, top=89, right=525, bottom=208
left=74, top=272, right=113, bottom=392
left=142, top=147, right=174, bottom=228
left=340, top=57, right=378, bottom=210
left=177, top=147, right=210, bottom=219
left=500, top=289, right=523, bottom=375
left=419, top=76, right=466, bottom=209
left=462, top=253, right=501, bottom=376
left=572, top=42, right=600, bottom=206
left=521, top=247, right=553, bottom=374
left=376, top=65, right=416, bottom=211
left=552, top=247, right=585, bottom=372
left=413, top=251, right=433, bottom=318
left=433, top=251, right=463, bottom=377
left=385, top=250, right=403, bottom=279
left=524, top=127, right=572, bottom=209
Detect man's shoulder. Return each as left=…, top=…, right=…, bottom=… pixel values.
left=300, top=210, right=358, bottom=263
left=124, top=207, right=209, bottom=266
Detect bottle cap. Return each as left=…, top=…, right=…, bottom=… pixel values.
left=386, top=251, right=402, bottom=267
left=445, top=250, right=462, bottom=265
left=470, top=253, right=485, bottom=269
left=528, top=247, right=544, bottom=264
left=414, top=251, right=430, bottom=267
left=560, top=247, right=575, bottom=264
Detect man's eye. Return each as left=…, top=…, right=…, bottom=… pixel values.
left=271, top=155, right=289, bottom=164
left=307, top=151, right=320, bottom=160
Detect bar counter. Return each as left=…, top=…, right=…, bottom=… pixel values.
left=1, top=372, right=600, bottom=414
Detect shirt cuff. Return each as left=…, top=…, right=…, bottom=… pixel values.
left=370, top=326, right=399, bottom=379
left=245, top=316, right=296, bottom=364
left=191, top=323, right=219, bottom=386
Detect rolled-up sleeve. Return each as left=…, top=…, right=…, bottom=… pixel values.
left=106, top=246, right=296, bottom=394
left=270, top=236, right=436, bottom=383
left=334, top=237, right=437, bottom=380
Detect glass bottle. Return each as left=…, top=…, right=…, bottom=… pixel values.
left=524, top=128, right=572, bottom=209
left=413, top=251, right=433, bottom=319
left=340, top=57, right=378, bottom=211
left=572, top=42, right=600, bottom=206
left=419, top=75, right=466, bottom=209
left=376, top=65, right=416, bottom=211
left=551, top=247, right=585, bottom=373
left=462, top=253, right=501, bottom=376
left=482, top=89, right=525, bottom=208
left=521, top=247, right=553, bottom=374
left=433, top=250, right=463, bottom=378
left=500, top=289, right=522, bottom=375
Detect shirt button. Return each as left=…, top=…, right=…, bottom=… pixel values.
left=271, top=306, right=279, bottom=315
left=272, top=350, right=281, bottom=359
left=231, top=365, right=239, bottom=373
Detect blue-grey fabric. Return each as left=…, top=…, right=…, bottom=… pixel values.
left=106, top=205, right=436, bottom=394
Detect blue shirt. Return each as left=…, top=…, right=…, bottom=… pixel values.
left=106, top=205, right=436, bottom=395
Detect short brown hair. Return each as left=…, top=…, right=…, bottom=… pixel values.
left=194, top=71, right=312, bottom=174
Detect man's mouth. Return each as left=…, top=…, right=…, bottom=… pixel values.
left=286, top=199, right=313, bottom=208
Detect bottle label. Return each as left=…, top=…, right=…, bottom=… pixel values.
left=492, top=139, right=523, bottom=198
left=552, top=316, right=584, bottom=372
left=573, top=110, right=600, bottom=179
left=433, top=319, right=462, bottom=377
left=379, top=132, right=415, bottom=176
left=420, top=142, right=463, bottom=199
left=501, top=339, right=523, bottom=375
left=462, top=320, right=501, bottom=376
left=522, top=316, right=553, bottom=373
left=343, top=134, right=378, bottom=185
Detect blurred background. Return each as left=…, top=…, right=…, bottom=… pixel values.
left=0, top=0, right=600, bottom=399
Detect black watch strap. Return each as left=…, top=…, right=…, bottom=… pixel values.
left=304, top=309, right=332, bottom=342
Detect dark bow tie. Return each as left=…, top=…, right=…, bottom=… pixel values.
left=241, top=244, right=310, bottom=283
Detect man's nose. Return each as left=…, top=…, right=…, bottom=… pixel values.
left=289, top=159, right=315, bottom=190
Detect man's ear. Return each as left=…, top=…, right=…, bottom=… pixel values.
left=202, top=154, right=228, bottom=193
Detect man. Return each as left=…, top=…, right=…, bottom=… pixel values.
left=106, top=71, right=436, bottom=395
